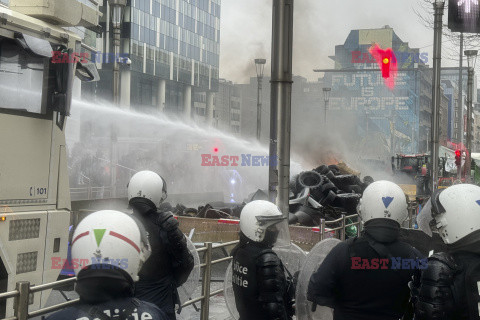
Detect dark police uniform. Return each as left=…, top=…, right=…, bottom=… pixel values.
left=411, top=251, right=480, bottom=320
left=46, top=298, right=168, bottom=320
left=134, top=208, right=194, bottom=320
left=231, top=239, right=294, bottom=320
left=307, top=223, right=423, bottom=320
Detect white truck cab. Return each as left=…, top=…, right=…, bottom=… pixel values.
left=0, top=1, right=99, bottom=317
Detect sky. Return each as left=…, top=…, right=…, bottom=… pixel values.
left=219, top=0, right=462, bottom=84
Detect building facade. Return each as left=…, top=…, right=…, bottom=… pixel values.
left=214, top=79, right=241, bottom=134
left=319, top=27, right=433, bottom=154
left=84, top=0, right=221, bottom=120
left=441, top=68, right=473, bottom=144
left=312, top=26, right=467, bottom=156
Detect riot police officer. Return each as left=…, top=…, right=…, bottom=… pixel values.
left=128, top=171, right=194, bottom=320
left=231, top=200, right=294, bottom=320
left=47, top=210, right=168, bottom=320
left=410, top=184, right=480, bottom=319
left=307, top=180, right=424, bottom=320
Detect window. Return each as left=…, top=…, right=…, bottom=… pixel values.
left=0, top=40, right=46, bottom=114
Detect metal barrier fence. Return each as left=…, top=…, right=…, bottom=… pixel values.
left=318, top=200, right=418, bottom=241
left=0, top=241, right=238, bottom=320
left=0, top=200, right=419, bottom=320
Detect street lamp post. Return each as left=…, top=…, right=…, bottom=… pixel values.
left=322, top=87, right=331, bottom=125
left=430, top=0, right=445, bottom=194
left=255, top=58, right=266, bottom=141
left=465, top=49, right=477, bottom=182
left=365, top=109, right=370, bottom=137
left=108, top=0, right=125, bottom=198
left=109, top=0, right=126, bottom=106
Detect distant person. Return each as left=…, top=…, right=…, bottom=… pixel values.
left=410, top=184, right=480, bottom=319
left=128, top=171, right=194, bottom=320
left=231, top=200, right=295, bottom=320
left=307, top=181, right=424, bottom=320
left=47, top=210, right=168, bottom=320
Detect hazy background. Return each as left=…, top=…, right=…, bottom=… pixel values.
left=220, top=0, right=466, bottom=83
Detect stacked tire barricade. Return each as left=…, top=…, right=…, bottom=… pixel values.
left=288, top=164, right=373, bottom=238
left=172, top=163, right=373, bottom=234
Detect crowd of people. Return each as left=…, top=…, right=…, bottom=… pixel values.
left=47, top=169, right=480, bottom=320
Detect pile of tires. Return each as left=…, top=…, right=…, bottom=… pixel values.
left=289, top=164, right=374, bottom=229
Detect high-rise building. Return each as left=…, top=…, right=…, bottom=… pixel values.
left=215, top=79, right=241, bottom=134
left=441, top=68, right=476, bottom=144
left=317, top=26, right=449, bottom=154
left=84, top=0, right=220, bottom=120
left=441, top=79, right=460, bottom=143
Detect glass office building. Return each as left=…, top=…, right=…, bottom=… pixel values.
left=88, top=0, right=220, bottom=118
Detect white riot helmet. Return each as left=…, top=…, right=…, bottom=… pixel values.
left=429, top=184, right=480, bottom=244
left=357, top=180, right=408, bottom=225
left=71, top=210, right=151, bottom=282
left=239, top=200, right=286, bottom=243
left=127, top=170, right=167, bottom=207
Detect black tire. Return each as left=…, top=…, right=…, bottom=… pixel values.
left=349, top=185, right=363, bottom=194
left=320, top=190, right=337, bottom=206
left=333, top=193, right=362, bottom=214
left=297, top=171, right=323, bottom=189
left=325, top=171, right=335, bottom=180
left=328, top=165, right=340, bottom=175
left=330, top=175, right=359, bottom=191
left=313, top=165, right=329, bottom=175
left=294, top=205, right=322, bottom=226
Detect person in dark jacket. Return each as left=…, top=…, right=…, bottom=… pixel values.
left=231, top=200, right=295, bottom=320
left=47, top=210, right=168, bottom=320
left=128, top=171, right=194, bottom=320
left=307, top=180, right=424, bottom=320
left=410, top=184, right=480, bottom=320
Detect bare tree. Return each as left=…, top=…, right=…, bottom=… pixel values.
left=415, top=0, right=480, bottom=65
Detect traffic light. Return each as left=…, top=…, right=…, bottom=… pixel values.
left=382, top=57, right=391, bottom=78
left=455, top=149, right=462, bottom=166
left=448, top=0, right=480, bottom=33
left=369, top=44, right=397, bottom=89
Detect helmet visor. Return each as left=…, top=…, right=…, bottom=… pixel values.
left=417, top=199, right=435, bottom=237
left=255, top=215, right=290, bottom=246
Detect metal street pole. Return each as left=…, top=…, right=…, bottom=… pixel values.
left=322, top=87, right=331, bottom=125
left=466, top=67, right=473, bottom=181
left=113, top=29, right=120, bottom=105
left=255, top=59, right=266, bottom=141
left=457, top=33, right=464, bottom=180
left=109, top=0, right=126, bottom=105
left=430, top=0, right=445, bottom=194
left=324, top=100, right=327, bottom=124
left=464, top=49, right=477, bottom=182
left=108, top=0, right=125, bottom=197
left=268, top=0, right=294, bottom=217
